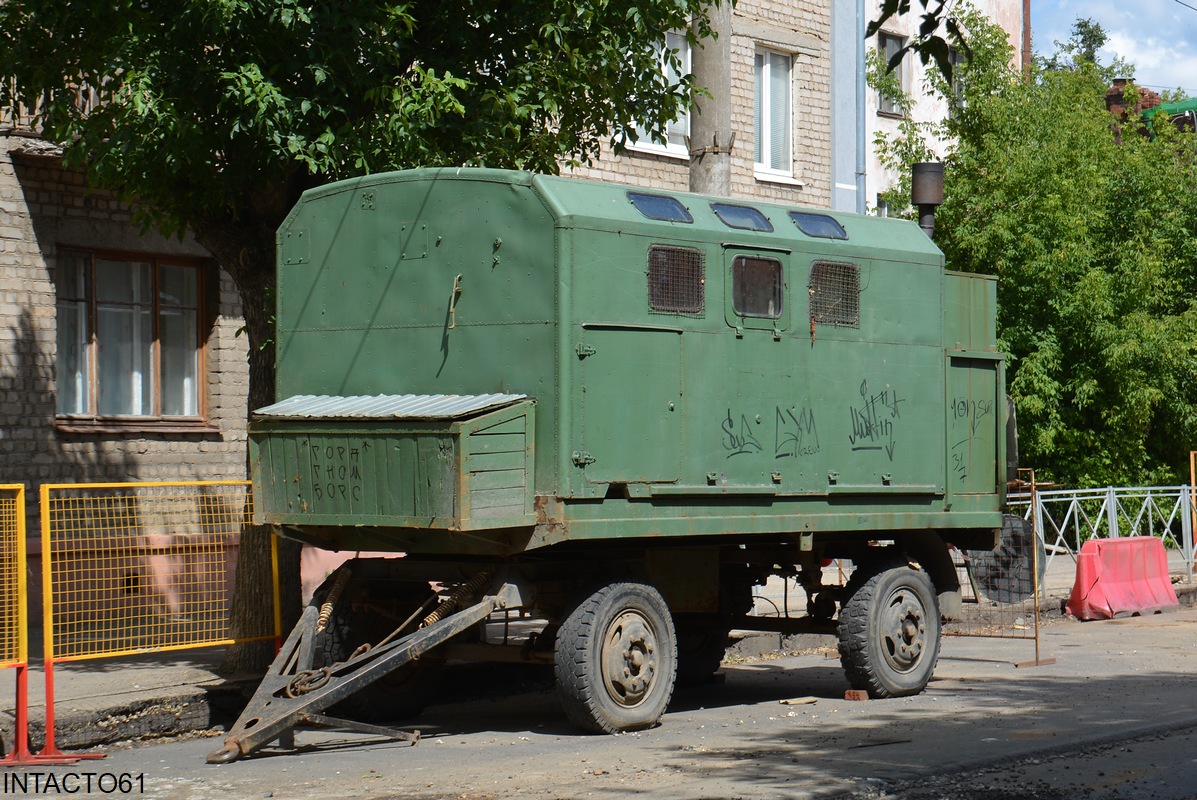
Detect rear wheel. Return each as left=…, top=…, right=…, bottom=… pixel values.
left=838, top=559, right=940, bottom=698
left=555, top=582, right=677, bottom=733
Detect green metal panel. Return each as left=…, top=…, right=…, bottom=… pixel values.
left=579, top=325, right=682, bottom=482
left=264, top=167, right=1006, bottom=555
left=274, top=169, right=559, bottom=498
left=946, top=357, right=1000, bottom=496
left=251, top=400, right=536, bottom=531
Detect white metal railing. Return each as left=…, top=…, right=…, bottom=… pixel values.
left=1008, top=486, right=1195, bottom=582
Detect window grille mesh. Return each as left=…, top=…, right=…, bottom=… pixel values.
left=809, top=261, right=860, bottom=327
left=648, top=245, right=705, bottom=315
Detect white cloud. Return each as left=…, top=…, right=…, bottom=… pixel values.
left=1103, top=31, right=1196, bottom=93
left=1032, top=0, right=1197, bottom=94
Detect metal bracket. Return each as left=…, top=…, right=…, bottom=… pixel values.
left=208, top=582, right=520, bottom=764
left=690, top=131, right=736, bottom=159
left=572, top=450, right=595, bottom=467
left=575, top=343, right=596, bottom=358
left=447, top=274, right=463, bottom=329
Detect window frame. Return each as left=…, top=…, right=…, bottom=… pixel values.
left=948, top=47, right=967, bottom=113
left=723, top=247, right=790, bottom=334
left=808, top=261, right=861, bottom=329
left=627, top=191, right=694, bottom=223
left=753, top=47, right=794, bottom=182
left=877, top=32, right=907, bottom=117
left=647, top=244, right=706, bottom=316
left=711, top=202, right=774, bottom=232
left=54, top=248, right=215, bottom=433
left=627, top=30, right=692, bottom=161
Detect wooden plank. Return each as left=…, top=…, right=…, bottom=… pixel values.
left=469, top=487, right=526, bottom=511
left=467, top=432, right=526, bottom=455
left=464, top=450, right=525, bottom=473
left=471, top=416, right=526, bottom=436
left=469, top=469, right=527, bottom=491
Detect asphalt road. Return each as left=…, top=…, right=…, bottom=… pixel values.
left=7, top=609, right=1197, bottom=800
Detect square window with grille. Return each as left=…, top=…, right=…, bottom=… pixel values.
left=648, top=245, right=705, bottom=315
left=808, top=261, right=860, bottom=327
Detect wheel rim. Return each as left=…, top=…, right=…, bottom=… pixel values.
left=880, top=585, right=928, bottom=674
left=600, top=609, right=658, bottom=708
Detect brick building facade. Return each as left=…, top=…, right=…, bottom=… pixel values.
left=570, top=0, right=833, bottom=206
left=0, top=136, right=251, bottom=490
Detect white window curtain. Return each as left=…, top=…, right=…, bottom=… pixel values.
left=630, top=31, right=691, bottom=156
left=754, top=49, right=792, bottom=174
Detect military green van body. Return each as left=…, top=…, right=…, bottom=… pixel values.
left=215, top=168, right=1014, bottom=761
left=251, top=168, right=1004, bottom=556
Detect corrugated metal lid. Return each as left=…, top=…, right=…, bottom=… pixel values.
left=253, top=393, right=527, bottom=420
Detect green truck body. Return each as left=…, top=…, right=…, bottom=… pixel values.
left=217, top=168, right=1011, bottom=761
left=252, top=167, right=1004, bottom=555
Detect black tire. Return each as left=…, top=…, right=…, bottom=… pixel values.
left=967, top=514, right=1046, bottom=604
left=315, top=589, right=445, bottom=723
left=555, top=582, right=678, bottom=734
left=838, top=559, right=940, bottom=698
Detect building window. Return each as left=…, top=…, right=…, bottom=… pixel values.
left=754, top=48, right=792, bottom=177
left=877, top=33, right=906, bottom=116
left=949, top=47, right=967, bottom=110
left=56, top=250, right=205, bottom=425
left=630, top=31, right=691, bottom=159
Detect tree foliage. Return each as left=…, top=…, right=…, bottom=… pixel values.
left=870, top=0, right=969, bottom=84
left=1043, top=18, right=1128, bottom=80
left=875, top=7, right=1197, bottom=487
left=0, top=0, right=718, bottom=669
left=0, top=1, right=714, bottom=236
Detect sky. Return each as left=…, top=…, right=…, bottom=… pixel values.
left=1031, top=0, right=1197, bottom=96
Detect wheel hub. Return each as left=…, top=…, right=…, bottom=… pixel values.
left=882, top=589, right=927, bottom=673
left=601, top=610, right=658, bottom=707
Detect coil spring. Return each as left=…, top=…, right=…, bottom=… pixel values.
left=316, top=567, right=352, bottom=633
left=421, top=571, right=491, bottom=628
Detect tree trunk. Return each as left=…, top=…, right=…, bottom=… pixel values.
left=193, top=217, right=303, bottom=675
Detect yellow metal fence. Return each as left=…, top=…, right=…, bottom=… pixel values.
left=40, top=481, right=276, bottom=661
left=0, top=485, right=27, bottom=669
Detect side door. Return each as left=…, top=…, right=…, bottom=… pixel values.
left=578, top=324, right=683, bottom=484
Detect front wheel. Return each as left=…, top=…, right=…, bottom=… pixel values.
left=837, top=559, right=940, bottom=698
left=555, top=582, right=677, bottom=733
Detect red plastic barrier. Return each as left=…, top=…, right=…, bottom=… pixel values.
left=1066, top=537, right=1180, bottom=620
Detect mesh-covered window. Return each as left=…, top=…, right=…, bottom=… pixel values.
left=808, top=261, right=860, bottom=327
left=732, top=256, right=783, bottom=319
left=648, top=245, right=705, bottom=315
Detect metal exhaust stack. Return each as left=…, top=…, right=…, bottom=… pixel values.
left=911, top=162, right=944, bottom=238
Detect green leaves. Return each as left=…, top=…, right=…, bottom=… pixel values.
left=0, top=0, right=715, bottom=234
left=869, top=0, right=969, bottom=85
left=907, top=10, right=1197, bottom=487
